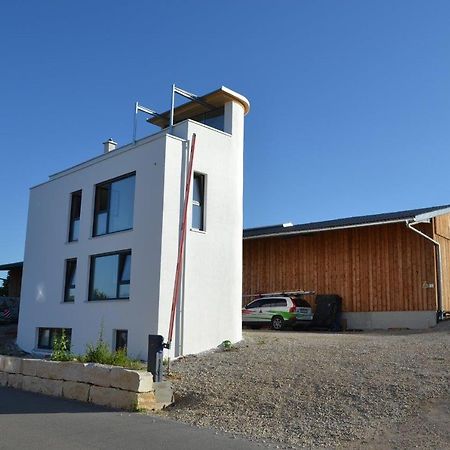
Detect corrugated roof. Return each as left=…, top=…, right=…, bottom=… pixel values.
left=244, top=204, right=450, bottom=239
left=0, top=261, right=23, bottom=271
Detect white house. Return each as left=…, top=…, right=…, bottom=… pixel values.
left=17, top=86, right=250, bottom=359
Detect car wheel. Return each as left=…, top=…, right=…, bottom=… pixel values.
left=271, top=316, right=284, bottom=331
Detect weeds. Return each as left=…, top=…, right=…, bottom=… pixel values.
left=51, top=330, right=74, bottom=361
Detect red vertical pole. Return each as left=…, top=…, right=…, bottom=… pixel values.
left=166, top=133, right=197, bottom=349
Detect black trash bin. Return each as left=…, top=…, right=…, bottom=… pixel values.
left=313, top=295, right=342, bottom=331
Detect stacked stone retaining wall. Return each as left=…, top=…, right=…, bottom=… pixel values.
left=0, top=356, right=173, bottom=411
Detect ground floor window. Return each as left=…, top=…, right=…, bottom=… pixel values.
left=115, top=329, right=128, bottom=352
left=37, top=328, right=72, bottom=350
left=89, top=250, right=131, bottom=300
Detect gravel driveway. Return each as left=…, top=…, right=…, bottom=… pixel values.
left=162, top=322, right=450, bottom=449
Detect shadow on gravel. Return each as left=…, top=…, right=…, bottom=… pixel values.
left=0, top=386, right=116, bottom=415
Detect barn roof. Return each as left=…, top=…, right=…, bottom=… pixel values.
left=0, top=261, right=23, bottom=271
left=244, top=204, right=450, bottom=239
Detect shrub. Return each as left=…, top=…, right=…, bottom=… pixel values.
left=51, top=330, right=73, bottom=362
left=81, top=330, right=142, bottom=369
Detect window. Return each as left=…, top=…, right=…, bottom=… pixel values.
left=37, top=328, right=72, bottom=350
left=93, top=173, right=136, bottom=236
left=64, top=259, right=77, bottom=302
left=192, top=173, right=205, bottom=231
left=69, top=190, right=82, bottom=242
left=190, top=107, right=224, bottom=131
left=268, top=298, right=287, bottom=307
left=115, top=330, right=128, bottom=352
left=89, top=250, right=132, bottom=300
left=246, top=299, right=263, bottom=309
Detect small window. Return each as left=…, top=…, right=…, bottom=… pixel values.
left=69, top=190, right=82, bottom=242
left=89, top=250, right=132, bottom=300
left=190, top=107, right=224, bottom=131
left=93, top=173, right=136, bottom=236
left=192, top=173, right=205, bottom=231
left=64, top=259, right=77, bottom=302
left=37, top=328, right=72, bottom=350
left=115, top=330, right=128, bottom=352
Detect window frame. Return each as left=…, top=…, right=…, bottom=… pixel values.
left=192, top=172, right=206, bottom=231
left=92, top=172, right=136, bottom=237
left=88, top=249, right=132, bottom=301
left=37, top=328, right=72, bottom=351
left=68, top=190, right=82, bottom=242
left=63, top=258, right=77, bottom=303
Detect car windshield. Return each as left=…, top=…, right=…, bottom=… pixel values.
left=292, top=297, right=311, bottom=308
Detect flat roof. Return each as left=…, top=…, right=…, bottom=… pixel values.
left=244, top=204, right=450, bottom=239
left=149, top=86, right=250, bottom=128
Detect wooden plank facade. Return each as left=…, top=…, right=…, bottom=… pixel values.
left=243, top=218, right=450, bottom=314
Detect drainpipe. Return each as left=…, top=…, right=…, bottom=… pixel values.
left=406, top=220, right=444, bottom=322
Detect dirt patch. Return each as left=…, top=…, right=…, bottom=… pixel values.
left=161, top=321, right=450, bottom=449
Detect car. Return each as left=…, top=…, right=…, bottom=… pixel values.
left=242, top=295, right=313, bottom=330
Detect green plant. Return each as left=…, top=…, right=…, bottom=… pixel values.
left=80, top=327, right=142, bottom=369
left=221, top=340, right=233, bottom=351
left=51, top=330, right=73, bottom=361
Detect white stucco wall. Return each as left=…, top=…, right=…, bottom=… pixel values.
left=18, top=98, right=247, bottom=360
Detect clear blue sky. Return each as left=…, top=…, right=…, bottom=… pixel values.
left=2, top=1, right=450, bottom=266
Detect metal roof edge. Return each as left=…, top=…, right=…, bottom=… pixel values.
left=243, top=218, right=410, bottom=240
left=414, top=207, right=450, bottom=222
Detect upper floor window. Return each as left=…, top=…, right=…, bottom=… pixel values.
left=64, top=259, right=77, bottom=302
left=93, top=173, right=136, bottom=236
left=191, top=107, right=224, bottom=131
left=89, top=250, right=131, bottom=301
left=69, top=190, right=82, bottom=242
left=192, top=173, right=206, bottom=231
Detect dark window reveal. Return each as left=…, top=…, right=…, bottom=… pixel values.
left=69, top=190, right=82, bottom=242
left=37, top=328, right=72, bottom=350
left=93, top=173, right=136, bottom=236
left=190, top=107, right=225, bottom=131
left=64, top=259, right=77, bottom=302
left=115, top=330, right=128, bottom=352
left=192, top=173, right=205, bottom=231
left=89, top=250, right=132, bottom=300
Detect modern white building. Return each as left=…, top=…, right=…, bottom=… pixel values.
left=17, top=87, right=250, bottom=359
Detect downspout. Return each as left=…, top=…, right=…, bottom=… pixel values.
left=406, top=220, right=444, bottom=322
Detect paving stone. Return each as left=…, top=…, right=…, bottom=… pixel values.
left=59, top=362, right=86, bottom=382
left=89, top=385, right=138, bottom=410
left=0, top=371, right=8, bottom=386
left=22, top=359, right=43, bottom=377
left=1, top=356, right=22, bottom=373
left=110, top=367, right=153, bottom=392
left=62, top=381, right=90, bottom=402
left=7, top=373, right=23, bottom=389
left=82, top=364, right=112, bottom=387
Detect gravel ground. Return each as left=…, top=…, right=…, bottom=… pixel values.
left=162, top=321, right=450, bottom=449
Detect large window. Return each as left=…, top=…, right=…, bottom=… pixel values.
left=89, top=250, right=131, bottom=300
left=93, top=173, right=136, bottom=236
left=64, top=259, right=77, bottom=302
left=37, top=328, right=72, bottom=350
left=192, top=173, right=206, bottom=231
left=69, top=190, right=82, bottom=242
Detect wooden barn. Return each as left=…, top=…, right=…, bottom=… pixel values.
left=243, top=205, right=450, bottom=329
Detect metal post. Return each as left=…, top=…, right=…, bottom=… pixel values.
left=133, top=101, right=138, bottom=143
left=170, top=84, right=176, bottom=129
left=147, top=334, right=164, bottom=382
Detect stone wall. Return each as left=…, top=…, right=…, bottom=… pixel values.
left=0, top=356, right=173, bottom=411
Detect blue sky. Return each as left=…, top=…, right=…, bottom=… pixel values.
left=2, top=1, right=450, bottom=266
